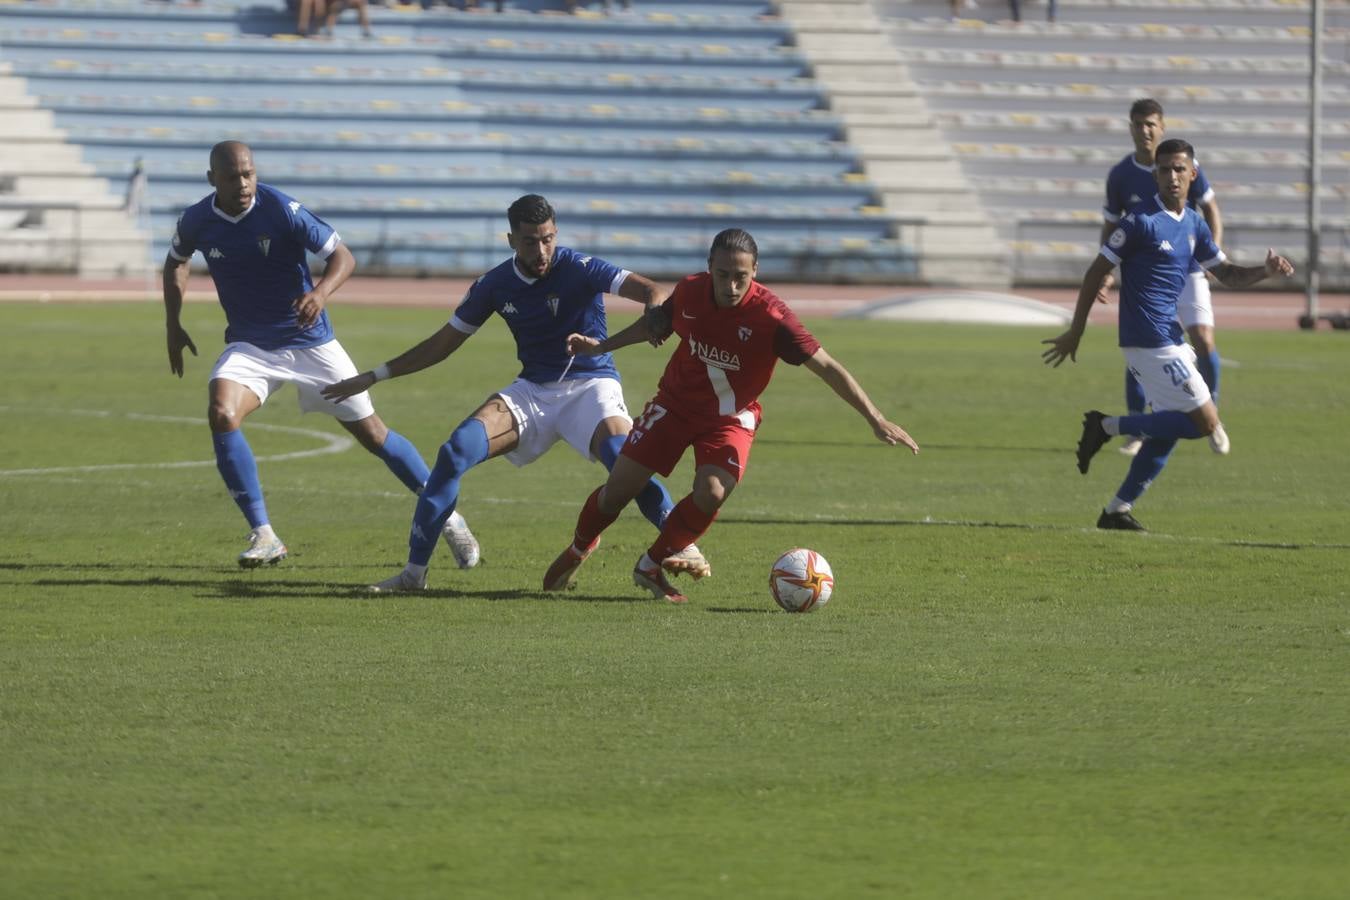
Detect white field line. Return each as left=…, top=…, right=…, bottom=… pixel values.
left=0, top=407, right=354, bottom=476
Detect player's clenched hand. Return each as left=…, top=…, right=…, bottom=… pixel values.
left=1040, top=330, right=1081, bottom=368
left=875, top=419, right=919, bottom=454
left=166, top=324, right=197, bottom=378
left=322, top=372, right=374, bottom=402
left=643, top=304, right=672, bottom=346
left=293, top=289, right=327, bottom=329
left=1265, top=248, right=1295, bottom=278
left=566, top=333, right=604, bottom=357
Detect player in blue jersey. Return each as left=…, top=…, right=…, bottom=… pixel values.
left=1042, top=139, right=1294, bottom=531
left=1098, top=99, right=1226, bottom=457
left=163, top=141, right=480, bottom=569
left=322, top=194, right=705, bottom=592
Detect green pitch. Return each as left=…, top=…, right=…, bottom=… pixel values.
left=2, top=301, right=1346, bottom=898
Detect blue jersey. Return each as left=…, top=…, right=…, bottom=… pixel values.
left=451, top=246, right=629, bottom=384
left=1103, top=153, right=1215, bottom=276
left=1101, top=196, right=1224, bottom=349
left=169, top=182, right=340, bottom=350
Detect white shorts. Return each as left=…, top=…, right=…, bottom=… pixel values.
left=1123, top=344, right=1212, bottom=414
left=210, top=339, right=375, bottom=422
left=1176, top=270, right=1214, bottom=329
left=494, top=375, right=631, bottom=467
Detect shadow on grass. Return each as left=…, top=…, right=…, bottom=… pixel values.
left=21, top=575, right=647, bottom=604
left=717, top=518, right=1350, bottom=549
left=754, top=438, right=1067, bottom=454
left=705, top=606, right=776, bottom=614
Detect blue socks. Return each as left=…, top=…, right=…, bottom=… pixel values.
left=598, top=433, right=674, bottom=529
left=1124, top=369, right=1148, bottom=416
left=1116, top=410, right=1203, bottom=442
left=1114, top=437, right=1177, bottom=505
left=213, top=429, right=268, bottom=529
left=1195, top=349, right=1221, bottom=404
left=375, top=428, right=431, bottom=494
left=409, top=418, right=490, bottom=566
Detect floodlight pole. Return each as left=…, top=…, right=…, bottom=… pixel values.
left=1302, top=0, right=1324, bottom=328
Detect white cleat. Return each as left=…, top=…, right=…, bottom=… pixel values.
left=661, top=544, right=711, bottom=580
left=1118, top=436, right=1144, bottom=457
left=441, top=510, right=481, bottom=569
left=1208, top=422, right=1231, bottom=455
left=368, top=567, right=428, bottom=594
left=238, top=529, right=287, bottom=569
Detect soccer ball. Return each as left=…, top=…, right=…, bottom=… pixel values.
left=769, top=548, right=834, bottom=613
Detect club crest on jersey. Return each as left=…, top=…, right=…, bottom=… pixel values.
left=690, top=338, right=741, bottom=371
left=257, top=235, right=271, bottom=256
left=737, top=326, right=752, bottom=342
left=546, top=294, right=560, bottom=317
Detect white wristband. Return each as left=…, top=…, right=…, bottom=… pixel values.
left=371, top=364, right=391, bottom=382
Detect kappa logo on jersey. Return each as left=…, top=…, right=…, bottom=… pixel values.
left=689, top=338, right=741, bottom=371
left=546, top=294, right=560, bottom=317
left=208, top=247, right=226, bottom=259
left=737, top=326, right=752, bottom=342
left=502, top=302, right=518, bottom=316
left=1128, top=194, right=1142, bottom=205
left=1159, top=240, right=1174, bottom=252
left=578, top=256, right=592, bottom=266
left=257, top=235, right=271, bottom=256
left=288, top=201, right=301, bottom=214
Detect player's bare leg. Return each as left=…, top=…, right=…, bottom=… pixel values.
left=543, top=454, right=650, bottom=592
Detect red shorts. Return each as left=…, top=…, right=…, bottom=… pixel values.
left=621, top=395, right=759, bottom=482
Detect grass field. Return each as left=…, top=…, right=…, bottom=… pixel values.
left=2, top=300, right=1347, bottom=898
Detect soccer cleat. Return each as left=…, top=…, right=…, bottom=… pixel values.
left=661, top=544, right=711, bottom=580
left=1208, top=422, right=1231, bottom=455
left=1076, top=410, right=1110, bottom=474
left=1118, top=436, right=1144, bottom=457
left=441, top=510, right=481, bottom=569
left=542, top=536, right=600, bottom=592
left=238, top=530, right=287, bottom=569
left=632, top=558, right=689, bottom=604
left=1097, top=509, right=1147, bottom=532
left=368, top=567, right=428, bottom=593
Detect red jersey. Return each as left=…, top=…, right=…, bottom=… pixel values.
left=654, top=273, right=820, bottom=421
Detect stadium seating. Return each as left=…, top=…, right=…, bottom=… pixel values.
left=875, top=0, right=1349, bottom=284
left=0, top=0, right=919, bottom=281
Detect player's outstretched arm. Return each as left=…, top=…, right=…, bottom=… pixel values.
left=565, top=307, right=663, bottom=358
left=1210, top=248, right=1295, bottom=289
left=322, top=321, right=470, bottom=401
left=1042, top=253, right=1114, bottom=367
left=803, top=348, right=919, bottom=453
left=294, top=243, right=356, bottom=329
left=162, top=254, right=197, bottom=378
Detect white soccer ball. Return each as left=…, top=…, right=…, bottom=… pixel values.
left=769, top=548, right=834, bottom=613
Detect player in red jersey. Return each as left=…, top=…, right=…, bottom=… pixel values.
left=542, top=228, right=919, bottom=603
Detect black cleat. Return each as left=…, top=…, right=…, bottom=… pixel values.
left=1097, top=509, right=1146, bottom=532
left=1076, top=410, right=1110, bottom=474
